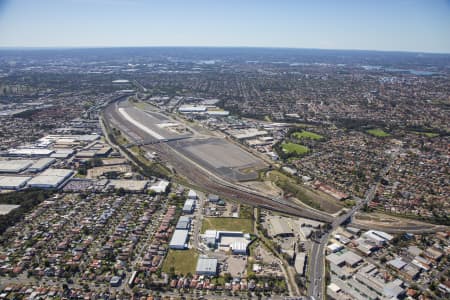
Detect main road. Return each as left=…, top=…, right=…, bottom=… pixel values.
left=307, top=154, right=400, bottom=300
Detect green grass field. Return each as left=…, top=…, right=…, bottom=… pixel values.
left=292, top=130, right=324, bottom=140
left=201, top=217, right=253, bottom=233
left=266, top=170, right=343, bottom=213
left=366, top=128, right=391, bottom=137
left=412, top=131, right=439, bottom=138
left=281, top=142, right=309, bottom=155
left=162, top=248, right=199, bottom=275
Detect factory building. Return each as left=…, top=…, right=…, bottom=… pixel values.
left=149, top=180, right=170, bottom=194
left=0, top=160, right=34, bottom=173
left=196, top=257, right=218, bottom=276
left=229, top=241, right=248, bottom=255
left=50, top=149, right=75, bottom=159
left=176, top=216, right=191, bottom=230
left=326, top=250, right=363, bottom=269
left=362, top=230, right=393, bottom=246
left=182, top=199, right=196, bottom=214
left=169, top=229, right=189, bottom=249
left=27, top=168, right=74, bottom=189
left=205, top=110, right=229, bottom=117
left=27, top=158, right=56, bottom=173
left=0, top=176, right=32, bottom=190
left=294, top=253, right=307, bottom=276
left=202, top=230, right=251, bottom=255
left=208, top=194, right=220, bottom=203
left=187, top=189, right=198, bottom=199
left=226, top=128, right=269, bottom=141
left=6, top=148, right=54, bottom=157
left=178, top=105, right=207, bottom=114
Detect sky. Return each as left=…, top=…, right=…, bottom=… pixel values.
left=0, top=0, right=449, bottom=53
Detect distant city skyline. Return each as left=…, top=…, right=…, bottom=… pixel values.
left=0, top=0, right=449, bottom=53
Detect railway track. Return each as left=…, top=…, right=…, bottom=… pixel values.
left=143, top=142, right=333, bottom=222
left=103, top=98, right=333, bottom=222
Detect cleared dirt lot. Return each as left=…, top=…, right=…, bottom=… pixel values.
left=240, top=180, right=283, bottom=198
left=87, top=165, right=132, bottom=178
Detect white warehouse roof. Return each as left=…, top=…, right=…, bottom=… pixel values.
left=187, top=189, right=198, bottom=199
left=169, top=230, right=189, bottom=249
left=28, top=158, right=56, bottom=172
left=178, top=105, right=207, bottom=113
left=196, top=257, right=218, bottom=275
left=7, top=148, right=54, bottom=157
left=0, top=176, right=32, bottom=190
left=183, top=199, right=196, bottom=212
left=0, top=160, right=34, bottom=173
left=27, top=169, right=74, bottom=189
left=149, top=180, right=170, bottom=193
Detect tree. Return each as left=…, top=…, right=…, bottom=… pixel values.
left=169, top=267, right=176, bottom=279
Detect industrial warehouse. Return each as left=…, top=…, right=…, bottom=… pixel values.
left=0, top=133, right=136, bottom=192
left=202, top=230, right=251, bottom=255
left=169, top=229, right=189, bottom=250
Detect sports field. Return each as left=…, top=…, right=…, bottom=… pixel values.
left=282, top=142, right=309, bottom=155
left=201, top=217, right=253, bottom=233
left=366, top=128, right=390, bottom=137
left=292, top=130, right=324, bottom=140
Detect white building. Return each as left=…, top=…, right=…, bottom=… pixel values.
left=196, top=257, right=218, bottom=276
left=28, top=158, right=56, bottom=173
left=362, top=230, right=393, bottom=246
left=0, top=176, right=32, bottom=190
left=178, top=105, right=207, bottom=114
left=149, top=180, right=170, bottom=194
left=27, top=169, right=74, bottom=189
left=294, top=253, right=307, bottom=275
left=0, top=160, right=34, bottom=173
left=187, top=189, right=198, bottom=199
left=182, top=199, right=196, bottom=214
left=169, top=230, right=189, bottom=249
left=7, top=148, right=54, bottom=157
left=202, top=230, right=251, bottom=255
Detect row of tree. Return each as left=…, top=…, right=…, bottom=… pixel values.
left=0, top=189, right=54, bottom=236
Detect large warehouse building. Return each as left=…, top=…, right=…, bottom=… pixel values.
left=202, top=230, right=251, bottom=255
left=196, top=257, right=218, bottom=276
left=176, top=216, right=191, bottom=230
left=169, top=229, right=189, bottom=250
left=0, top=176, right=32, bottom=190
left=28, top=158, right=56, bottom=173
left=27, top=168, right=74, bottom=189
left=6, top=148, right=54, bottom=157
left=0, top=160, right=34, bottom=173
left=182, top=199, right=196, bottom=214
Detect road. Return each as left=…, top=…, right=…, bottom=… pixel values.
left=307, top=154, right=397, bottom=299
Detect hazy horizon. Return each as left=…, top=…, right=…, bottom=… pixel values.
left=0, top=0, right=449, bottom=53
left=1, top=46, right=450, bottom=56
